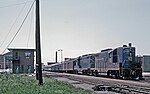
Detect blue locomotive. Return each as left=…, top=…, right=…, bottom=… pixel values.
left=44, top=43, right=142, bottom=80
left=88, top=43, right=142, bottom=79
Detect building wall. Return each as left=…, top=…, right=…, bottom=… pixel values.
left=136, top=55, right=150, bottom=72
left=0, top=54, right=12, bottom=69
left=0, top=55, right=3, bottom=69
left=9, top=49, right=34, bottom=73
left=142, top=55, right=150, bottom=72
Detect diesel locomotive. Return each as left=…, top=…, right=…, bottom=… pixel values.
left=44, top=43, right=143, bottom=80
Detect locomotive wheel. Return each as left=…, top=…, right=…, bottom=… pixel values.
left=91, top=70, right=94, bottom=76
left=115, top=71, right=119, bottom=78
left=123, top=71, right=130, bottom=80
left=107, top=71, right=110, bottom=77
left=82, top=70, right=84, bottom=75
left=94, top=70, right=98, bottom=76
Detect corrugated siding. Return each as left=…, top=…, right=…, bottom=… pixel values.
left=143, top=56, right=150, bottom=72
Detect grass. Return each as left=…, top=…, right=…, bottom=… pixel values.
left=0, top=74, right=92, bottom=94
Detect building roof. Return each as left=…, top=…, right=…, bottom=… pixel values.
left=47, top=62, right=56, bottom=65
left=8, top=48, right=35, bottom=51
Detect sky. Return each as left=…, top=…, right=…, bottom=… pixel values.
left=0, top=0, right=150, bottom=63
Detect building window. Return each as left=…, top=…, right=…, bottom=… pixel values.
left=15, top=52, right=18, bottom=57
left=25, top=51, right=31, bottom=58
left=14, top=52, right=19, bottom=60
left=28, top=65, right=32, bottom=73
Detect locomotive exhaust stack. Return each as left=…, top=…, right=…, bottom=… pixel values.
left=129, top=43, right=132, bottom=47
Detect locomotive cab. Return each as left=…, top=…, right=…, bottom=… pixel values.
left=113, top=43, right=143, bottom=80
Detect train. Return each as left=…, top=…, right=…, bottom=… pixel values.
left=44, top=43, right=143, bottom=80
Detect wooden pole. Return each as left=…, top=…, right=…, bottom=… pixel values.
left=56, top=51, right=58, bottom=63
left=36, top=0, right=43, bottom=85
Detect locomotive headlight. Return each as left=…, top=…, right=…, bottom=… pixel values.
left=128, top=57, right=132, bottom=61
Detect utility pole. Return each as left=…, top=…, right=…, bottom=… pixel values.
left=56, top=51, right=58, bottom=63
left=35, top=0, right=43, bottom=85
left=58, top=49, right=63, bottom=63
left=3, top=55, right=5, bottom=72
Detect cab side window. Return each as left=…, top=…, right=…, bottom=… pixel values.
left=113, top=49, right=118, bottom=63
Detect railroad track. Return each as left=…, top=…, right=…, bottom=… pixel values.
left=45, top=72, right=150, bottom=94
left=68, top=75, right=150, bottom=94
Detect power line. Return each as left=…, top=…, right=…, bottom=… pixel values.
left=2, top=0, right=35, bottom=53
left=27, top=7, right=34, bottom=48
left=0, top=1, right=32, bottom=9
left=0, top=0, right=18, bottom=2
left=0, top=0, right=29, bottom=48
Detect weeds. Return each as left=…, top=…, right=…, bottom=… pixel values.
left=0, top=74, right=92, bottom=94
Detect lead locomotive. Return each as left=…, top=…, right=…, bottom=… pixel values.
left=44, top=43, right=143, bottom=80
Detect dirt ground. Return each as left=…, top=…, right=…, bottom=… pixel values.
left=46, top=72, right=119, bottom=94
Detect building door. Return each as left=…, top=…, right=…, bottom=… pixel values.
left=21, top=65, right=24, bottom=73
left=13, top=61, right=20, bottom=73
left=28, top=65, right=32, bottom=73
